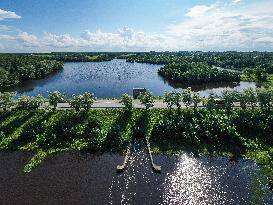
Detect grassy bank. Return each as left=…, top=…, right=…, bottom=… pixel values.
left=0, top=108, right=272, bottom=189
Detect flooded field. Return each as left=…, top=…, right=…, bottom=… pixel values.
left=5, top=59, right=259, bottom=98
left=0, top=152, right=272, bottom=204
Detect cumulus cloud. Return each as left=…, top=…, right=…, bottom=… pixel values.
left=185, top=5, right=215, bottom=18
left=165, top=1, right=273, bottom=51
left=0, top=9, right=21, bottom=21
left=232, top=0, right=241, bottom=5
left=1, top=1, right=273, bottom=52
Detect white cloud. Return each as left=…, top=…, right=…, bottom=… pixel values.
left=232, top=0, right=241, bottom=5
left=165, top=1, right=273, bottom=51
left=1, top=1, right=273, bottom=52
left=0, top=9, right=21, bottom=21
left=185, top=5, right=215, bottom=18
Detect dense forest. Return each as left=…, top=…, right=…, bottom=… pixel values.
left=121, top=51, right=273, bottom=84
left=158, top=62, right=240, bottom=84
left=44, top=52, right=118, bottom=62
left=123, top=51, right=273, bottom=72
left=0, top=54, right=63, bottom=88
left=0, top=53, right=119, bottom=89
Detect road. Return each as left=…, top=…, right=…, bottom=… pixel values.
left=53, top=100, right=242, bottom=109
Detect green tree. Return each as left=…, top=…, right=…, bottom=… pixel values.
left=257, top=88, right=272, bottom=112
left=48, top=91, right=65, bottom=111
left=17, top=95, right=44, bottom=110
left=81, top=92, right=96, bottom=111
left=120, top=93, right=133, bottom=111
left=242, top=68, right=255, bottom=80
left=222, top=90, right=238, bottom=112
left=181, top=88, right=192, bottom=108
left=69, top=95, right=82, bottom=111
left=139, top=90, right=155, bottom=110
left=0, top=68, right=9, bottom=87
left=163, top=91, right=181, bottom=110
left=192, top=92, right=201, bottom=110
left=255, top=67, right=268, bottom=82
left=0, top=92, right=15, bottom=110
left=244, top=88, right=257, bottom=110
left=238, top=92, right=247, bottom=110
left=206, top=93, right=216, bottom=110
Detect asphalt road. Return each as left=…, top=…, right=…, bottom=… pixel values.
left=54, top=100, right=242, bottom=109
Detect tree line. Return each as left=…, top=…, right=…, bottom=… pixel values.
left=0, top=53, right=120, bottom=89
left=1, top=87, right=273, bottom=112
left=122, top=51, right=273, bottom=84
left=0, top=54, right=63, bottom=88
left=158, top=62, right=240, bottom=84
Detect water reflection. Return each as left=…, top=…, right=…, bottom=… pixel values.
left=3, top=59, right=260, bottom=98
left=0, top=152, right=272, bottom=204
left=161, top=155, right=272, bottom=204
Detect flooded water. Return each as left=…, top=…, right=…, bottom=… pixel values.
left=5, top=59, right=259, bottom=98
left=0, top=152, right=272, bottom=204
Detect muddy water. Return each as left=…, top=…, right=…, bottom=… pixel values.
left=0, top=152, right=272, bottom=205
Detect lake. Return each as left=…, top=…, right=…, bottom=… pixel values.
left=0, top=152, right=272, bottom=204
left=7, top=59, right=259, bottom=98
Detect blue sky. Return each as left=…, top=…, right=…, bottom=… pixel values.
left=0, top=0, right=273, bottom=52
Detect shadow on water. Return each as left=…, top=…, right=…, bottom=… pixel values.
left=0, top=152, right=272, bottom=204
